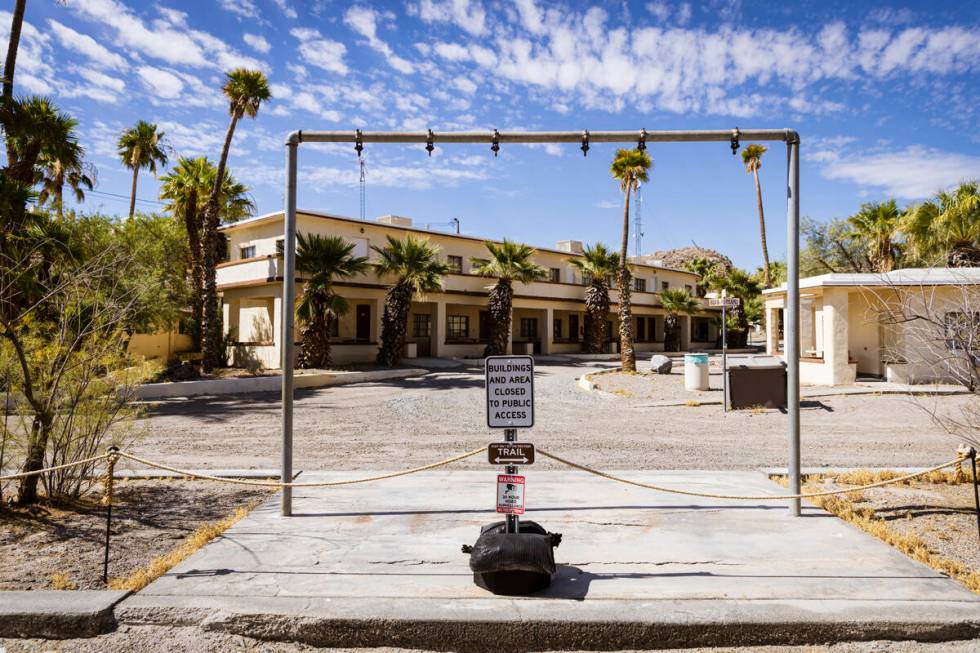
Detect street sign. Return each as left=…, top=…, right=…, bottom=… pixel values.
left=708, top=297, right=741, bottom=307
left=485, top=355, right=534, bottom=429
left=496, top=474, right=525, bottom=514
left=488, top=442, right=535, bottom=465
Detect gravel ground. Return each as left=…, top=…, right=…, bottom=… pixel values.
left=3, top=627, right=980, bottom=652
left=126, top=359, right=976, bottom=473
left=0, top=480, right=271, bottom=590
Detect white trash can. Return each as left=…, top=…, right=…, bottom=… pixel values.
left=684, top=353, right=709, bottom=391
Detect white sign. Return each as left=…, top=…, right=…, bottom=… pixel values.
left=485, top=355, right=534, bottom=428
left=708, top=297, right=741, bottom=307
left=496, top=474, right=525, bottom=514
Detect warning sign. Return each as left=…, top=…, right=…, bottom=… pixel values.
left=485, top=355, right=534, bottom=429
left=496, top=474, right=525, bottom=514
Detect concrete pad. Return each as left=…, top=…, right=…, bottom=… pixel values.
left=118, top=470, right=980, bottom=650
left=0, top=590, right=129, bottom=638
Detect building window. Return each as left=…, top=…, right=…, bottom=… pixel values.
left=276, top=239, right=284, bottom=256
left=520, top=318, right=538, bottom=339
left=553, top=318, right=562, bottom=339
left=549, top=268, right=561, bottom=283
left=661, top=281, right=670, bottom=291
left=447, top=255, right=463, bottom=273
left=327, top=315, right=339, bottom=338
left=582, top=272, right=593, bottom=286
left=636, top=317, right=646, bottom=341
left=471, top=258, right=488, bottom=274
left=240, top=245, right=256, bottom=259
left=634, top=277, right=646, bottom=292
left=447, top=315, right=469, bottom=339
left=413, top=314, right=431, bottom=338
left=693, top=317, right=710, bottom=342
left=685, top=284, right=694, bottom=293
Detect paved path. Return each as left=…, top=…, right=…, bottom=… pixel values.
left=118, top=470, right=980, bottom=650
left=131, top=360, right=975, bottom=472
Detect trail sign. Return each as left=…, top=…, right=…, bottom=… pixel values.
left=496, top=474, right=525, bottom=514
left=709, top=297, right=741, bottom=307
left=488, top=443, right=535, bottom=465
left=485, top=355, right=534, bottom=428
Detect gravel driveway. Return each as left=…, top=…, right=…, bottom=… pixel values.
left=125, top=359, right=974, bottom=473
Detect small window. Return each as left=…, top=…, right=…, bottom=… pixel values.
left=553, top=318, right=562, bottom=339
left=447, top=255, right=463, bottom=273
left=549, top=268, right=561, bottom=283
left=412, top=314, right=431, bottom=338
left=661, top=281, right=670, bottom=291
left=276, top=239, right=284, bottom=256
left=240, top=245, right=256, bottom=259
left=520, top=318, right=538, bottom=339
left=447, top=315, right=469, bottom=338
left=634, top=277, right=646, bottom=292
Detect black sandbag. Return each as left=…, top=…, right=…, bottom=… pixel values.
left=463, top=520, right=562, bottom=595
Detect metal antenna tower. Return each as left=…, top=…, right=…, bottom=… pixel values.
left=359, top=158, right=367, bottom=220
left=634, top=182, right=644, bottom=257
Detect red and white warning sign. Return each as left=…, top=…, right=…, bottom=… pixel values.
left=496, top=474, right=525, bottom=514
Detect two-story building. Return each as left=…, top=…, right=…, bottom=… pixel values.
left=216, top=210, right=720, bottom=368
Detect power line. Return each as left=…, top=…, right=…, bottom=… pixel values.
left=86, top=188, right=165, bottom=206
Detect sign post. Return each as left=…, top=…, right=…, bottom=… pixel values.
left=486, top=355, right=534, bottom=534
left=708, top=294, right=740, bottom=412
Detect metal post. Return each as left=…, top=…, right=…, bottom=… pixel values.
left=786, top=134, right=801, bottom=516
left=721, top=290, right=728, bottom=413
left=504, top=427, right=519, bottom=534
left=281, top=134, right=299, bottom=516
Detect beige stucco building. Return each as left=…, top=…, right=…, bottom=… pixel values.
left=216, top=210, right=721, bottom=368
left=764, top=268, right=980, bottom=386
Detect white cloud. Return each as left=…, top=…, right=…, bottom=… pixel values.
left=821, top=146, right=980, bottom=199
left=218, top=0, right=259, bottom=19
left=595, top=200, right=620, bottom=209
left=157, top=119, right=224, bottom=157
left=271, top=0, right=298, bottom=20
left=243, top=33, right=271, bottom=54
left=344, top=6, right=414, bottom=74
left=77, top=68, right=126, bottom=93
left=291, top=27, right=348, bottom=75
left=47, top=19, right=128, bottom=70
left=136, top=66, right=184, bottom=99
left=451, top=76, right=477, bottom=94
left=301, top=161, right=489, bottom=190
left=412, top=0, right=486, bottom=36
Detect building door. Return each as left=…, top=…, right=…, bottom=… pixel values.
left=568, top=314, right=579, bottom=342
left=479, top=310, right=491, bottom=342
left=637, top=317, right=647, bottom=342
left=412, top=313, right=432, bottom=356
left=355, top=304, right=371, bottom=342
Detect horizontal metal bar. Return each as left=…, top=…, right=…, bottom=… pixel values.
left=293, top=129, right=798, bottom=145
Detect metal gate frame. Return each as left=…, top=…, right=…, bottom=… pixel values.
left=279, top=129, right=801, bottom=517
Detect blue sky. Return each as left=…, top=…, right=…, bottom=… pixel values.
left=8, top=0, right=980, bottom=269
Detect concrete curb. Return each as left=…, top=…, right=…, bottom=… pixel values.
left=576, top=368, right=620, bottom=398
left=136, top=368, right=427, bottom=399
left=0, top=590, right=130, bottom=639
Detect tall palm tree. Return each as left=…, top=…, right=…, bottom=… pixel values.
left=903, top=182, right=980, bottom=267
left=117, top=120, right=167, bottom=219
left=472, top=240, right=546, bottom=357
left=848, top=200, right=902, bottom=272
left=2, top=96, right=79, bottom=185
left=660, top=289, right=699, bottom=352
left=160, top=157, right=255, bottom=350
left=610, top=147, right=651, bottom=372
left=683, top=256, right=719, bottom=297
left=201, top=68, right=270, bottom=372
left=3, top=0, right=27, bottom=165
left=568, top=243, right=619, bottom=354
left=373, top=235, right=450, bottom=367
left=37, top=152, right=95, bottom=219
left=295, top=233, right=369, bottom=369
left=741, top=144, right=772, bottom=288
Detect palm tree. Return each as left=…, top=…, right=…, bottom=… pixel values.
left=683, top=256, right=719, bottom=297
left=610, top=147, right=651, bottom=372
left=117, top=120, right=167, bottom=219
left=2, top=96, right=79, bottom=185
left=201, top=68, right=270, bottom=372
left=741, top=144, right=772, bottom=288
left=568, top=243, right=619, bottom=354
left=3, top=0, right=26, bottom=165
left=847, top=200, right=902, bottom=272
left=660, top=289, right=699, bottom=352
left=37, top=152, right=95, bottom=219
left=472, top=240, right=547, bottom=357
left=161, top=157, right=255, bottom=350
left=373, top=235, right=450, bottom=367
left=295, top=233, right=369, bottom=369
left=709, top=268, right=761, bottom=348
left=903, top=182, right=980, bottom=267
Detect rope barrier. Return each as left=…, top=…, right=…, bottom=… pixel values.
left=0, top=453, right=107, bottom=482
left=536, top=448, right=968, bottom=501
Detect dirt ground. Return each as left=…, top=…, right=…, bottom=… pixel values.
left=2, top=628, right=979, bottom=653
left=126, top=359, right=977, bottom=472
left=0, top=479, right=271, bottom=590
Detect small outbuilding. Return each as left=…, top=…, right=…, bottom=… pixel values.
left=763, top=268, right=980, bottom=386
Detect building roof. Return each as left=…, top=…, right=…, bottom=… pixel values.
left=763, top=267, right=980, bottom=294
left=221, top=208, right=698, bottom=277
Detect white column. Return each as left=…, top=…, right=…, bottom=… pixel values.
left=681, top=315, right=692, bottom=351
left=273, top=295, right=283, bottom=369
left=542, top=307, right=554, bottom=355
left=433, top=300, right=447, bottom=358
left=765, top=304, right=780, bottom=355
left=822, top=289, right=851, bottom=384
left=800, top=298, right=815, bottom=356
